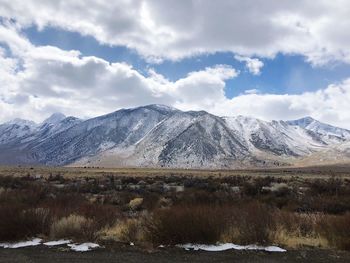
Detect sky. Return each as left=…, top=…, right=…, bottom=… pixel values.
left=1, top=0, right=350, bottom=128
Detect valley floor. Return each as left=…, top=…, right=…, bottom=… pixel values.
left=0, top=165, right=350, bottom=262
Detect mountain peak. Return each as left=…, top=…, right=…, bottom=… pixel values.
left=42, top=113, right=66, bottom=125
left=286, top=116, right=317, bottom=128
left=5, top=118, right=37, bottom=127
left=143, top=104, right=178, bottom=111
left=299, top=116, right=316, bottom=122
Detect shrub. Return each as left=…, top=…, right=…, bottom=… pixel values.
left=101, top=218, right=143, bottom=243
left=76, top=203, right=119, bottom=229
left=223, top=202, right=276, bottom=245
left=319, top=213, right=350, bottom=250
left=273, top=212, right=328, bottom=249
left=0, top=205, right=51, bottom=241
left=50, top=214, right=93, bottom=241
left=0, top=187, right=48, bottom=207
left=309, top=177, right=343, bottom=196
left=144, top=204, right=231, bottom=245
left=41, top=194, right=86, bottom=219
left=242, top=181, right=262, bottom=196
left=128, top=197, right=144, bottom=211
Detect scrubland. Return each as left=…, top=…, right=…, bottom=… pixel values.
left=0, top=166, right=349, bottom=251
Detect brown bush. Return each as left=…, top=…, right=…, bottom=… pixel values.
left=144, top=204, right=231, bottom=245
left=319, top=213, right=350, bottom=250
left=273, top=211, right=328, bottom=249
left=309, top=177, right=343, bottom=196
left=101, top=218, right=143, bottom=243
left=50, top=214, right=94, bottom=241
left=0, top=186, right=48, bottom=206
left=0, top=205, right=52, bottom=241
left=128, top=197, right=144, bottom=211
left=224, top=202, right=276, bottom=245
left=0, top=186, right=121, bottom=242
left=76, top=203, right=120, bottom=229
left=47, top=200, right=120, bottom=241
left=40, top=194, right=86, bottom=218
left=144, top=202, right=277, bottom=246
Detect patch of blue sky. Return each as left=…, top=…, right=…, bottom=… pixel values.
left=24, top=26, right=350, bottom=99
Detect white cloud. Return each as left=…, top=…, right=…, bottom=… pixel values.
left=0, top=24, right=238, bottom=122
left=1, top=23, right=350, bottom=129
left=234, top=55, right=264, bottom=75
left=244, top=89, right=260, bottom=94
left=1, top=0, right=350, bottom=64
left=211, top=80, right=350, bottom=129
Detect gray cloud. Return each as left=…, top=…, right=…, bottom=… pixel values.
left=0, top=0, right=350, bottom=64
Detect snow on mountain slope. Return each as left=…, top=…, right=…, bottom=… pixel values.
left=0, top=113, right=83, bottom=165
left=156, top=114, right=249, bottom=168
left=287, top=117, right=350, bottom=143
left=223, top=116, right=328, bottom=156
left=23, top=116, right=83, bottom=144
left=31, top=105, right=177, bottom=165
left=1, top=105, right=350, bottom=168
left=0, top=119, right=37, bottom=144
left=42, top=113, right=67, bottom=125
left=119, top=111, right=252, bottom=168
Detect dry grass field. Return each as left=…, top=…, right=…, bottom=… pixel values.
left=0, top=164, right=350, bottom=262
left=2, top=164, right=350, bottom=179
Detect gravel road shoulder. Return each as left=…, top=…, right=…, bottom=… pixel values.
left=1, top=246, right=350, bottom=263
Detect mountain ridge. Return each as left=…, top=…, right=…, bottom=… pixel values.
left=1, top=104, right=349, bottom=168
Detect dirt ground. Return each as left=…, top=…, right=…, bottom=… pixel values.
left=2, top=163, right=350, bottom=179
left=1, top=246, right=350, bottom=263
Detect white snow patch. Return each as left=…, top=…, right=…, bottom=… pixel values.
left=0, top=238, right=42, bottom=248
left=43, top=240, right=71, bottom=246
left=68, top=243, right=100, bottom=252
left=178, top=243, right=286, bottom=252
left=264, top=246, right=287, bottom=252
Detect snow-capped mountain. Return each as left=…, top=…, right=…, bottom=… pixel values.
left=0, top=113, right=82, bottom=165
left=0, top=105, right=349, bottom=168
left=286, top=117, right=350, bottom=143
left=0, top=119, right=37, bottom=144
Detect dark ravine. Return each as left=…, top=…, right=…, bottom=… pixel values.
left=1, top=104, right=350, bottom=168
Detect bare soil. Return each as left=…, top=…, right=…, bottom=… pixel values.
left=1, top=246, right=350, bottom=263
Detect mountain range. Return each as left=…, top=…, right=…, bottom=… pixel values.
left=1, top=104, right=350, bottom=168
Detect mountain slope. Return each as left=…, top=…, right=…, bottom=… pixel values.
left=224, top=116, right=329, bottom=156
left=0, top=119, right=37, bottom=145
left=1, top=105, right=350, bottom=168
left=0, top=113, right=82, bottom=165
left=287, top=117, right=350, bottom=143
left=32, top=105, right=177, bottom=165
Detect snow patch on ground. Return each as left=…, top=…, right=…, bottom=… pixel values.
left=178, top=243, right=286, bottom=252
left=0, top=239, right=100, bottom=252
left=0, top=238, right=42, bottom=248
left=43, top=240, right=71, bottom=246
left=68, top=243, right=100, bottom=252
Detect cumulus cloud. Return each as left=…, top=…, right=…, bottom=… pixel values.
left=234, top=55, right=264, bottom=75
left=211, top=80, right=350, bottom=129
left=1, top=22, right=350, bottom=129
left=0, top=24, right=238, bottom=122
left=1, top=0, right=350, bottom=64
